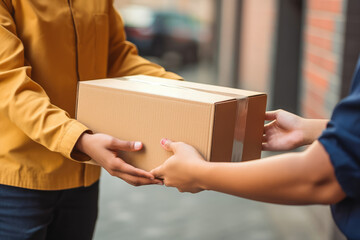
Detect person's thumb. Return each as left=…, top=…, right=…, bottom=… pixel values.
left=265, top=110, right=279, bottom=121
left=150, top=165, right=164, bottom=179
left=160, top=138, right=175, bottom=152
left=110, top=138, right=143, bottom=152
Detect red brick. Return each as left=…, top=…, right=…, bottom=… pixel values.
left=307, top=84, right=326, bottom=105
left=304, top=69, right=329, bottom=89
left=306, top=33, right=332, bottom=50
left=302, top=101, right=327, bottom=118
left=308, top=16, right=335, bottom=31
left=306, top=51, right=336, bottom=72
left=308, top=0, right=343, bottom=13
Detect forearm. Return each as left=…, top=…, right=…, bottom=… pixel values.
left=197, top=142, right=344, bottom=205
left=0, top=5, right=89, bottom=161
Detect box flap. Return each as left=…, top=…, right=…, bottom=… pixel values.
left=80, top=79, right=236, bottom=104
left=119, top=75, right=265, bottom=97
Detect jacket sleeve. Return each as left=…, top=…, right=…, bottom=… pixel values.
left=0, top=2, right=89, bottom=162
left=107, top=3, right=183, bottom=80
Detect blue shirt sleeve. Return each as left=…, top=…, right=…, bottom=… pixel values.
left=319, top=57, right=360, bottom=200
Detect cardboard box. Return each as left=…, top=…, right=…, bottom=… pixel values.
left=76, top=75, right=267, bottom=171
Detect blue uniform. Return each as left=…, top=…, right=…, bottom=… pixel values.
left=319, top=56, right=360, bottom=240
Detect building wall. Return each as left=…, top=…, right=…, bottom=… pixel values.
left=237, top=0, right=278, bottom=93
left=216, top=0, right=240, bottom=87
left=232, top=0, right=357, bottom=118
left=300, top=0, right=348, bottom=118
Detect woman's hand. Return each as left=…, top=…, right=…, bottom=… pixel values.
left=262, top=110, right=306, bottom=151
left=151, top=138, right=208, bottom=193
left=262, top=110, right=328, bottom=151
left=76, top=133, right=162, bottom=186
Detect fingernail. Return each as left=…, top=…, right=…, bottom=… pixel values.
left=160, top=138, right=167, bottom=146
left=134, top=141, right=142, bottom=150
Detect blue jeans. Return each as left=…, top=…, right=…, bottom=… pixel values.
left=0, top=181, right=99, bottom=240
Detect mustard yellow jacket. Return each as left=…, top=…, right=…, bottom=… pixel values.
left=0, top=0, right=181, bottom=190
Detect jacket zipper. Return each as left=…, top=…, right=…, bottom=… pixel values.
left=67, top=0, right=81, bottom=82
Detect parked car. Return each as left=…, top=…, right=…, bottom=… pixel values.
left=120, top=5, right=208, bottom=65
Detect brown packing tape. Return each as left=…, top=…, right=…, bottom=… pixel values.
left=232, top=98, right=248, bottom=162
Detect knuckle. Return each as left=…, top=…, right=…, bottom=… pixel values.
left=163, top=180, right=169, bottom=187
left=173, top=142, right=184, bottom=149
left=108, top=170, right=116, bottom=177
left=110, top=137, right=118, bottom=147
left=132, top=180, right=141, bottom=187
left=108, top=163, right=123, bottom=174
left=164, top=180, right=174, bottom=188
left=127, top=141, right=134, bottom=149
left=108, top=163, right=118, bottom=171
left=110, top=161, right=123, bottom=171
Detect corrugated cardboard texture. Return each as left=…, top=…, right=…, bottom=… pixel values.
left=118, top=75, right=267, bottom=161
left=76, top=76, right=267, bottom=170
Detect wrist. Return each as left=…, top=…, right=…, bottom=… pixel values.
left=301, top=118, right=314, bottom=145
left=194, top=161, right=213, bottom=191
left=301, top=119, right=328, bottom=145
left=75, top=132, right=93, bottom=155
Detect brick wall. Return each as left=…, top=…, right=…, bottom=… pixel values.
left=300, top=0, right=347, bottom=118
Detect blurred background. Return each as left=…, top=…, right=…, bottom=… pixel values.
left=94, top=0, right=360, bottom=239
